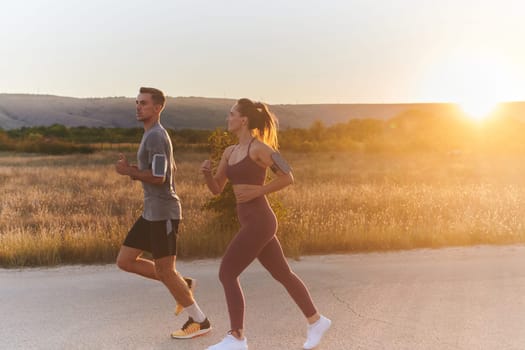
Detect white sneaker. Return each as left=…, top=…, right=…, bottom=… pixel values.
left=206, top=334, right=248, bottom=350
left=303, top=315, right=331, bottom=349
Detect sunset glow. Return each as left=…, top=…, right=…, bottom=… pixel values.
left=458, top=99, right=499, bottom=121
left=420, top=50, right=523, bottom=120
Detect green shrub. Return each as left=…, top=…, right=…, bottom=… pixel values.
left=202, top=129, right=238, bottom=226
left=201, top=129, right=290, bottom=253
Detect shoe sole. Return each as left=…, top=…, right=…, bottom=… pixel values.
left=205, top=336, right=248, bottom=350
left=171, top=326, right=212, bottom=339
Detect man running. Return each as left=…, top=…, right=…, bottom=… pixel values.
left=115, top=87, right=211, bottom=339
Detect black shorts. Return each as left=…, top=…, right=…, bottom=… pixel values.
left=123, top=216, right=179, bottom=259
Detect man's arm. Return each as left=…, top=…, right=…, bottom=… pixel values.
left=115, top=153, right=165, bottom=185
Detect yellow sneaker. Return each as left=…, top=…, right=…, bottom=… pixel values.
left=175, top=277, right=196, bottom=316
left=171, top=317, right=211, bottom=339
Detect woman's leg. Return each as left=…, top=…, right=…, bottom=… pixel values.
left=258, top=236, right=332, bottom=349
left=257, top=236, right=318, bottom=318
left=219, top=223, right=275, bottom=333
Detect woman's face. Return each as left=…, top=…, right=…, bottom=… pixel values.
left=227, top=104, right=246, bottom=132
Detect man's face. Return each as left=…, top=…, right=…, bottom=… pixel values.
left=136, top=93, right=160, bottom=122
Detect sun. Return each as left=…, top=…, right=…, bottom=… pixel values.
left=419, top=50, right=522, bottom=121
left=458, top=98, right=499, bottom=121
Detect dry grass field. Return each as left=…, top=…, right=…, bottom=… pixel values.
left=1, top=150, right=525, bottom=267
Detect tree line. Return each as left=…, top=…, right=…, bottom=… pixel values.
left=1, top=109, right=525, bottom=154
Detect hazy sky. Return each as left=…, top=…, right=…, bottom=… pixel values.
left=2, top=0, right=525, bottom=104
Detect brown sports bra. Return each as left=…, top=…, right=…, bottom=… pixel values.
left=226, top=138, right=266, bottom=185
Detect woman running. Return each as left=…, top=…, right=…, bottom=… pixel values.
left=201, top=98, right=331, bottom=350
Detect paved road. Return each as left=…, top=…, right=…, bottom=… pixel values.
left=2, top=245, right=525, bottom=350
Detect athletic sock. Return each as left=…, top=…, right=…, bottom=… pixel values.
left=185, top=302, right=206, bottom=323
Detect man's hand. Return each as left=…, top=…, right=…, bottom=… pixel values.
left=115, top=153, right=131, bottom=176
left=129, top=165, right=139, bottom=180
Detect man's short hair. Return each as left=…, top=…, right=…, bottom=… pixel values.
left=140, top=87, right=166, bottom=107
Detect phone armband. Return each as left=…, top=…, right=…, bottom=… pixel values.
left=270, top=152, right=292, bottom=174
left=152, top=154, right=167, bottom=177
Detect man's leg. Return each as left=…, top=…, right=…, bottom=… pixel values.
left=116, top=217, right=158, bottom=280
left=116, top=245, right=158, bottom=280
left=148, top=219, right=211, bottom=338
left=175, top=277, right=196, bottom=316
left=154, top=255, right=193, bottom=306
left=155, top=256, right=211, bottom=339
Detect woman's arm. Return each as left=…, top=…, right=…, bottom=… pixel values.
left=233, top=142, right=294, bottom=203
left=200, top=146, right=234, bottom=195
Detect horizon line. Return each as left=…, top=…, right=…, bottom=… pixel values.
left=0, top=92, right=524, bottom=106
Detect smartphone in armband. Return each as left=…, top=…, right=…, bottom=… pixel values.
left=270, top=152, right=292, bottom=174
left=152, top=154, right=167, bottom=177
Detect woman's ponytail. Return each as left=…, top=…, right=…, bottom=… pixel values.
left=237, top=98, right=279, bottom=149
left=253, top=102, right=278, bottom=150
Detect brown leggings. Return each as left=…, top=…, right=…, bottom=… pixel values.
left=219, top=196, right=317, bottom=331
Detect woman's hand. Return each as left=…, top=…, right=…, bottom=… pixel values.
left=200, top=160, right=212, bottom=176
left=233, top=184, right=264, bottom=203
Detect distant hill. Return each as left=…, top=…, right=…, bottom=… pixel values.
left=0, top=94, right=524, bottom=130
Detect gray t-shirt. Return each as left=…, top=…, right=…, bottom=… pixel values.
left=137, top=122, right=181, bottom=221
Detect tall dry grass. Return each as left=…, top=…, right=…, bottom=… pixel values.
left=280, top=152, right=525, bottom=254
left=1, top=150, right=525, bottom=267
